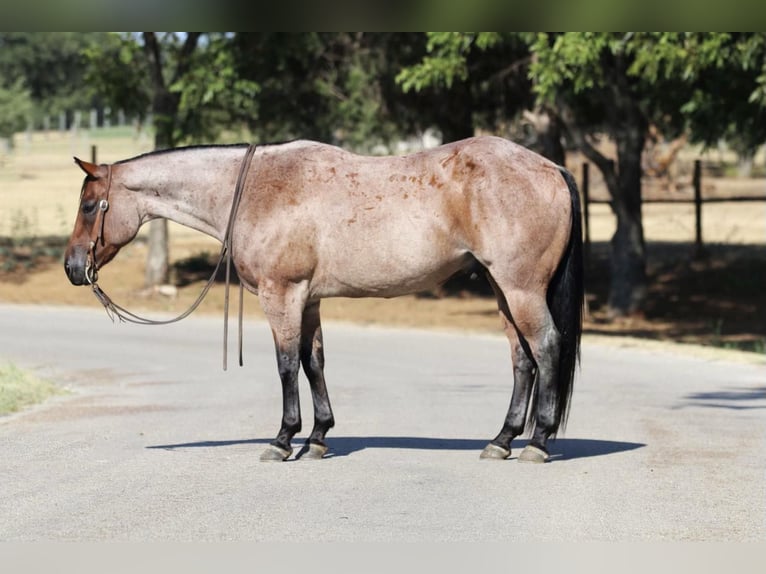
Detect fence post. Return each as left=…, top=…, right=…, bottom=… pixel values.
left=581, top=162, right=591, bottom=262
left=91, top=145, right=97, bottom=164
left=693, top=159, right=703, bottom=257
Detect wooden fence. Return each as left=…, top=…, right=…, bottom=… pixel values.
left=579, top=159, right=766, bottom=258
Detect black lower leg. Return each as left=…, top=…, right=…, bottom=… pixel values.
left=528, top=329, right=561, bottom=455
left=300, top=302, right=334, bottom=448
left=492, top=343, right=536, bottom=451
left=272, top=347, right=302, bottom=452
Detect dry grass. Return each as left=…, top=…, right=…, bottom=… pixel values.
left=0, top=362, right=66, bottom=415
left=0, top=129, right=156, bottom=238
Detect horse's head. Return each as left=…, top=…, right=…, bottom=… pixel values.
left=64, top=158, right=141, bottom=286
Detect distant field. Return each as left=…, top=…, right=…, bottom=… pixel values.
left=1, top=128, right=155, bottom=238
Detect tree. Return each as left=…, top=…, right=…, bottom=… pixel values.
left=0, top=79, right=32, bottom=149
left=0, top=32, right=110, bottom=128
left=86, top=32, right=258, bottom=287
left=630, top=33, right=766, bottom=169
left=396, top=33, right=566, bottom=165
left=530, top=33, right=661, bottom=315
left=231, top=33, right=430, bottom=152
left=232, top=33, right=535, bottom=155
left=399, top=33, right=730, bottom=316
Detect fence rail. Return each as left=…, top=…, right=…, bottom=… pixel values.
left=579, top=160, right=766, bottom=257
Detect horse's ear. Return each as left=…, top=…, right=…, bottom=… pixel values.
left=74, top=157, right=105, bottom=178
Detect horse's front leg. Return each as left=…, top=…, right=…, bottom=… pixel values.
left=295, top=300, right=335, bottom=460
left=259, top=280, right=308, bottom=462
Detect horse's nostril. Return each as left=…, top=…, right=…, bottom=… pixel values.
left=64, top=257, right=85, bottom=285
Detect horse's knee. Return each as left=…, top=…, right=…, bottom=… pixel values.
left=513, top=346, right=536, bottom=378
left=276, top=349, right=301, bottom=382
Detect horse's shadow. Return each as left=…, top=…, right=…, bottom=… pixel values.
left=146, top=436, right=644, bottom=461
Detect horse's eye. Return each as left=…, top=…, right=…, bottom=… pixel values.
left=81, top=200, right=97, bottom=215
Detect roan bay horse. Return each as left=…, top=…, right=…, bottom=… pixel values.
left=64, top=136, right=584, bottom=463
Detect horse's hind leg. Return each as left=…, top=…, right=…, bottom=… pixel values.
left=259, top=280, right=309, bottom=462
left=480, top=279, right=536, bottom=460
left=485, top=279, right=561, bottom=463
left=295, top=300, right=335, bottom=460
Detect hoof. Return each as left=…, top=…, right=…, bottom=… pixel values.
left=296, top=443, right=328, bottom=461
left=518, top=445, right=549, bottom=464
left=479, top=443, right=511, bottom=460
left=260, top=444, right=293, bottom=462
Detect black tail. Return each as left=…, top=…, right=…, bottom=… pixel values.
left=547, top=166, right=585, bottom=433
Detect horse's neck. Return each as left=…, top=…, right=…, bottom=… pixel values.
left=119, top=148, right=244, bottom=242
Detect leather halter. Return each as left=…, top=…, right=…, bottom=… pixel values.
left=87, top=144, right=257, bottom=370
left=84, top=165, right=112, bottom=285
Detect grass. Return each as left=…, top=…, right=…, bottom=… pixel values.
left=0, top=363, right=66, bottom=416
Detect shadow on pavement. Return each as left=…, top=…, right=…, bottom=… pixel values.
left=147, top=436, right=644, bottom=461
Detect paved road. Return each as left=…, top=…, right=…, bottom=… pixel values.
left=1, top=303, right=764, bottom=541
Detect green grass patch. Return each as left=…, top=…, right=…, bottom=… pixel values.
left=0, top=363, right=66, bottom=415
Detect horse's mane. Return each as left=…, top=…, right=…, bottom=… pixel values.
left=116, top=140, right=302, bottom=165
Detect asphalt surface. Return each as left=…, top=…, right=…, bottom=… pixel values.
left=1, top=303, right=764, bottom=541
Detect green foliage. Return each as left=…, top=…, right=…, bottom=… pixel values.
left=529, top=32, right=617, bottom=99
left=83, top=33, right=151, bottom=121
left=169, top=34, right=259, bottom=144
left=84, top=33, right=259, bottom=147
left=393, top=32, right=535, bottom=144
left=629, top=33, right=766, bottom=154
left=0, top=32, right=109, bottom=124
left=395, top=32, right=505, bottom=93
left=232, top=33, right=432, bottom=152
left=0, top=79, right=33, bottom=142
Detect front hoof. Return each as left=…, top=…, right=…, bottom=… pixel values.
left=480, top=443, right=511, bottom=460
left=260, top=444, right=293, bottom=462
left=518, top=445, right=549, bottom=464
left=296, top=443, right=328, bottom=461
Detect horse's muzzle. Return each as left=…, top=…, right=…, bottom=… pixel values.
left=64, top=247, right=88, bottom=286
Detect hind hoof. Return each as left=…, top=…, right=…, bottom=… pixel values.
left=260, top=445, right=293, bottom=462
left=480, top=443, right=511, bottom=460
left=518, top=445, right=549, bottom=464
left=297, top=443, right=328, bottom=460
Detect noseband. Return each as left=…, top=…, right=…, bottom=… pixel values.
left=86, top=144, right=257, bottom=370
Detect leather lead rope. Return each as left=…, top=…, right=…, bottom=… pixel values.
left=89, top=144, right=257, bottom=371
left=222, top=143, right=257, bottom=370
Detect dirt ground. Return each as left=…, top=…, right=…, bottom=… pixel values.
left=1, top=131, right=765, bottom=357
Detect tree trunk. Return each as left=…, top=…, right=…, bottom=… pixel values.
left=538, top=109, right=566, bottom=166
left=558, top=101, right=648, bottom=316
left=143, top=89, right=175, bottom=288
left=437, top=80, right=474, bottom=143
left=140, top=32, right=200, bottom=288
left=608, top=125, right=648, bottom=315
left=144, top=220, right=169, bottom=287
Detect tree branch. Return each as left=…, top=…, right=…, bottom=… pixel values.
left=558, top=102, right=616, bottom=178
left=141, top=32, right=165, bottom=92
left=172, top=32, right=202, bottom=85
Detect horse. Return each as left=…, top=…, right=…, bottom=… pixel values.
left=64, top=136, right=584, bottom=463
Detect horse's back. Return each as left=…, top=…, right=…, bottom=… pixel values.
left=241, top=136, right=573, bottom=299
